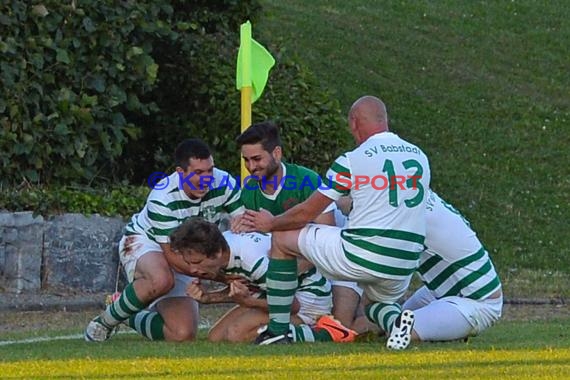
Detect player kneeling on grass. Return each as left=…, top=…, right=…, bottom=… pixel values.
left=332, top=190, right=503, bottom=344
left=169, top=218, right=356, bottom=343
left=84, top=139, right=244, bottom=342
left=399, top=190, right=503, bottom=342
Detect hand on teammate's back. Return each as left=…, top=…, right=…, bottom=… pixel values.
left=242, top=208, right=273, bottom=233
left=230, top=214, right=249, bottom=233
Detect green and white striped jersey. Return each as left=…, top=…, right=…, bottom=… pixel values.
left=320, top=132, right=431, bottom=280
left=125, top=168, right=244, bottom=243
left=222, top=231, right=332, bottom=299
left=419, top=190, right=501, bottom=300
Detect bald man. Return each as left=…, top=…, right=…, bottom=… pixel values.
left=243, top=96, right=431, bottom=349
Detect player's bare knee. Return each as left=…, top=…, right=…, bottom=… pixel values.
left=207, top=327, right=226, bottom=343
left=168, top=325, right=197, bottom=342
left=225, top=328, right=247, bottom=343
left=147, top=274, right=175, bottom=297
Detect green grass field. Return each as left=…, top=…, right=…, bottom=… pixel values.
left=1, top=318, right=569, bottom=379
left=256, top=0, right=570, bottom=295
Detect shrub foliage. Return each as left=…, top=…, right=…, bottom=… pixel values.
left=0, top=0, right=350, bottom=197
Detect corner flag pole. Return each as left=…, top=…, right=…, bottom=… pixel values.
left=239, top=22, right=252, bottom=185
left=236, top=21, right=275, bottom=185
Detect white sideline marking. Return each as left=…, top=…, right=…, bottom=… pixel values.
left=0, top=333, right=85, bottom=346
left=0, top=322, right=211, bottom=346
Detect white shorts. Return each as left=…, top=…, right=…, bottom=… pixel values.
left=330, top=280, right=364, bottom=297
left=119, top=234, right=195, bottom=309
left=298, top=224, right=410, bottom=304
left=403, top=286, right=503, bottom=337
left=296, top=290, right=333, bottom=325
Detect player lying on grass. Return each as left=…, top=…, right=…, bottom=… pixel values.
left=330, top=190, right=503, bottom=342
left=169, top=217, right=356, bottom=343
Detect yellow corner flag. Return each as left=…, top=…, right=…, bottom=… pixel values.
left=236, top=21, right=275, bottom=103
left=236, top=21, right=275, bottom=184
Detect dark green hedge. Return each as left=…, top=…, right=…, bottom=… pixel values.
left=0, top=0, right=351, bottom=214
left=0, top=1, right=173, bottom=184
left=0, top=185, right=149, bottom=217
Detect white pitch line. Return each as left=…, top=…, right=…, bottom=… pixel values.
left=0, top=333, right=84, bottom=346
left=0, top=323, right=212, bottom=346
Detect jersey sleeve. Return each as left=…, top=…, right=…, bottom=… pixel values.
left=318, top=153, right=351, bottom=201
left=304, top=168, right=337, bottom=214
left=221, top=176, right=245, bottom=216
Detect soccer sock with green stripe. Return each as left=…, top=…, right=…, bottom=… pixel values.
left=266, top=258, right=298, bottom=335
left=365, top=302, right=402, bottom=333
left=100, top=282, right=146, bottom=327
left=128, top=311, right=165, bottom=340
left=290, top=324, right=332, bottom=342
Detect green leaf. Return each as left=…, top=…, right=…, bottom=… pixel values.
left=82, top=17, right=96, bottom=33
left=30, top=53, right=44, bottom=69
left=108, top=85, right=127, bottom=107
left=146, top=62, right=158, bottom=83
left=111, top=112, right=126, bottom=127
left=126, top=93, right=141, bottom=110
left=32, top=113, right=44, bottom=124
left=22, top=170, right=39, bottom=182
left=0, top=14, right=12, bottom=26
left=80, top=94, right=98, bottom=107
left=53, top=123, right=69, bottom=136
left=46, top=113, right=59, bottom=121
left=55, top=48, right=70, bottom=64
left=127, top=46, right=144, bottom=59
left=87, top=75, right=106, bottom=93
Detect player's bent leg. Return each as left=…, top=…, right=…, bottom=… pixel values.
left=412, top=294, right=502, bottom=342
left=271, top=230, right=304, bottom=259
left=225, top=308, right=269, bottom=343
left=331, top=283, right=361, bottom=328
left=208, top=305, right=250, bottom=342
left=260, top=230, right=301, bottom=339
left=156, top=296, right=199, bottom=342
left=361, top=278, right=414, bottom=350
left=131, top=252, right=176, bottom=302
left=401, top=285, right=436, bottom=311
left=208, top=306, right=265, bottom=343
left=85, top=251, right=175, bottom=342
left=350, top=295, right=381, bottom=334
left=411, top=299, right=473, bottom=341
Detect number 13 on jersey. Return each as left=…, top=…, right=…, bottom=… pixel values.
left=382, top=159, right=424, bottom=208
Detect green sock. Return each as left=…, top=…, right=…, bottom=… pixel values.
left=291, top=324, right=314, bottom=342
left=290, top=324, right=333, bottom=342
left=266, top=258, right=298, bottom=335
left=365, top=302, right=401, bottom=333
left=101, top=282, right=146, bottom=327
left=128, top=311, right=165, bottom=340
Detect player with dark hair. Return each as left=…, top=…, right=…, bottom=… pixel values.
left=84, top=138, right=244, bottom=342
left=243, top=96, right=431, bottom=350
